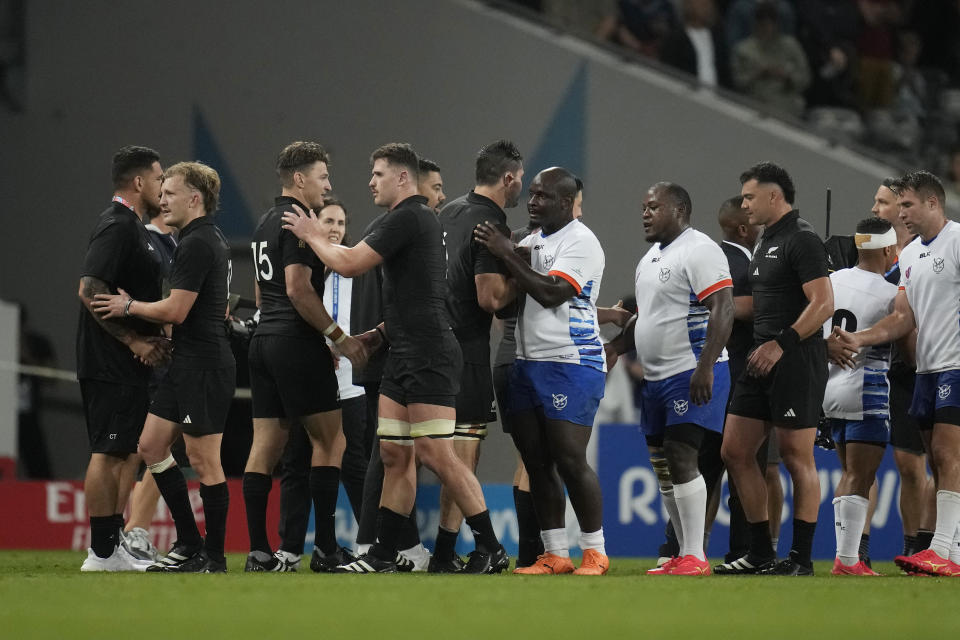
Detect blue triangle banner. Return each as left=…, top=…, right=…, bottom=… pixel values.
left=192, top=106, right=254, bottom=239
left=525, top=61, right=588, bottom=182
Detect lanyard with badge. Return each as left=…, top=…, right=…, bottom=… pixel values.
left=112, top=195, right=135, bottom=212
left=332, top=273, right=340, bottom=322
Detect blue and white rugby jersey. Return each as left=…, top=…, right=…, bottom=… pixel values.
left=516, top=219, right=606, bottom=372
left=633, top=227, right=732, bottom=381
left=822, top=266, right=898, bottom=420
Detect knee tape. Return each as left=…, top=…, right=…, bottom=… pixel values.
left=148, top=455, right=176, bottom=474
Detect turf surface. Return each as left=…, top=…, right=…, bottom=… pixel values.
left=1, top=551, right=958, bottom=639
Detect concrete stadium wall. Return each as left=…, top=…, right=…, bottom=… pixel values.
left=0, top=0, right=916, bottom=480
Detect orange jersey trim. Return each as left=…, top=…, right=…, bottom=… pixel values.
left=696, top=279, right=733, bottom=301
left=549, top=270, right=582, bottom=294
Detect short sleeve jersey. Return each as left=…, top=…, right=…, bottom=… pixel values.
left=76, top=202, right=164, bottom=385
left=633, top=228, right=732, bottom=381
left=323, top=271, right=365, bottom=400
left=516, top=219, right=606, bottom=371
left=898, top=220, right=960, bottom=373
left=750, top=210, right=830, bottom=344
left=168, top=216, right=235, bottom=369
left=493, top=227, right=535, bottom=367
left=822, top=267, right=898, bottom=420
left=252, top=196, right=326, bottom=338
left=363, top=195, right=453, bottom=356
left=439, top=191, right=509, bottom=341
left=721, top=240, right=754, bottom=363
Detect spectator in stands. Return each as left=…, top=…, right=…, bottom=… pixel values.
left=731, top=1, right=811, bottom=118
left=598, top=0, right=678, bottom=58
left=725, top=0, right=795, bottom=48
left=891, top=30, right=927, bottom=120
left=660, top=0, right=731, bottom=89
left=856, top=0, right=901, bottom=111
left=909, top=0, right=960, bottom=85
left=796, top=0, right=861, bottom=110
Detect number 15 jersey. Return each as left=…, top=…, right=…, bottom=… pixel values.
left=252, top=195, right=326, bottom=338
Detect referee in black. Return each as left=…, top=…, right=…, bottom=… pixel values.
left=77, top=145, right=168, bottom=571
left=95, top=161, right=235, bottom=573
left=430, top=139, right=523, bottom=572
left=717, top=162, right=833, bottom=576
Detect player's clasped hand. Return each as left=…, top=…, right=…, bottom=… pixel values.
left=746, top=339, right=783, bottom=377
left=827, top=326, right=858, bottom=369
left=280, top=204, right=323, bottom=243
left=473, top=221, right=512, bottom=258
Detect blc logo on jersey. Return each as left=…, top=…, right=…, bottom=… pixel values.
left=552, top=393, right=568, bottom=410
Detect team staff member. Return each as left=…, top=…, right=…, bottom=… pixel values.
left=283, top=143, right=508, bottom=573
left=717, top=161, right=833, bottom=576
left=431, top=139, right=523, bottom=572
left=476, top=167, right=609, bottom=576
left=836, top=171, right=960, bottom=576
left=77, top=145, right=168, bottom=572
left=94, top=161, right=234, bottom=573
left=241, top=142, right=367, bottom=573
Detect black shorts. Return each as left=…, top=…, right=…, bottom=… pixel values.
left=888, top=365, right=925, bottom=454
left=150, top=365, right=236, bottom=436
left=380, top=335, right=462, bottom=408
left=248, top=334, right=340, bottom=419
left=80, top=379, right=148, bottom=455
left=453, top=337, right=495, bottom=429
left=728, top=339, right=827, bottom=429
left=492, top=362, right=513, bottom=434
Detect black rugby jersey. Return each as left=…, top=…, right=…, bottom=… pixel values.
left=363, top=195, right=453, bottom=356
left=439, top=191, right=509, bottom=342
left=749, top=210, right=829, bottom=344
left=77, top=201, right=164, bottom=385
left=251, top=196, right=326, bottom=338
left=168, top=216, right=234, bottom=369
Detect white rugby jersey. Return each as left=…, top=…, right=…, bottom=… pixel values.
left=899, top=220, right=960, bottom=373
left=633, top=227, right=732, bottom=381
left=822, top=267, right=897, bottom=420
left=323, top=271, right=365, bottom=401
left=516, top=219, right=606, bottom=371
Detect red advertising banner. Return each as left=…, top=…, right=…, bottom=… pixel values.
left=0, top=479, right=281, bottom=552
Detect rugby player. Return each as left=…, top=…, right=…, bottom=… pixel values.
left=418, top=157, right=446, bottom=211
left=77, top=145, right=167, bottom=571
left=431, top=139, right=523, bottom=572
left=716, top=162, right=833, bottom=576
left=475, top=167, right=609, bottom=575
left=607, top=183, right=734, bottom=576
left=94, top=161, right=234, bottom=573
left=283, top=143, right=508, bottom=573
left=823, top=217, right=899, bottom=576
left=242, top=142, right=367, bottom=573
left=836, top=171, right=960, bottom=576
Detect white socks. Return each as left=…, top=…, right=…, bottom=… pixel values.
left=579, top=529, right=606, bottom=556
left=833, top=495, right=868, bottom=566
left=660, top=487, right=685, bottom=552
left=950, top=524, right=960, bottom=564
left=931, top=490, right=960, bottom=559
left=541, top=528, right=569, bottom=558
left=674, top=475, right=707, bottom=561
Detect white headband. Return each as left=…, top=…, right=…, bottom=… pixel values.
left=854, top=227, right=897, bottom=249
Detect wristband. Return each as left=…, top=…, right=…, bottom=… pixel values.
left=123, top=298, right=135, bottom=317
left=334, top=332, right=347, bottom=345
left=774, top=327, right=800, bottom=353
left=375, top=325, right=388, bottom=345
left=323, top=322, right=339, bottom=336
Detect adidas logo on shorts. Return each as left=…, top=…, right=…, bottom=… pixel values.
left=783, top=408, right=796, bottom=418
left=183, top=415, right=192, bottom=424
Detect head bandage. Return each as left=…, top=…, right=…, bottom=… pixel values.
left=854, top=227, right=897, bottom=249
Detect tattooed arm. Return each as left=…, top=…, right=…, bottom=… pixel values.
left=78, top=276, right=169, bottom=366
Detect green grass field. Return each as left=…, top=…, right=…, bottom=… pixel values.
left=2, top=551, right=959, bottom=639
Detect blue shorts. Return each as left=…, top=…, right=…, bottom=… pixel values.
left=639, top=361, right=730, bottom=436
left=827, top=417, right=889, bottom=445
left=910, top=369, right=960, bottom=428
left=507, top=360, right=605, bottom=427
